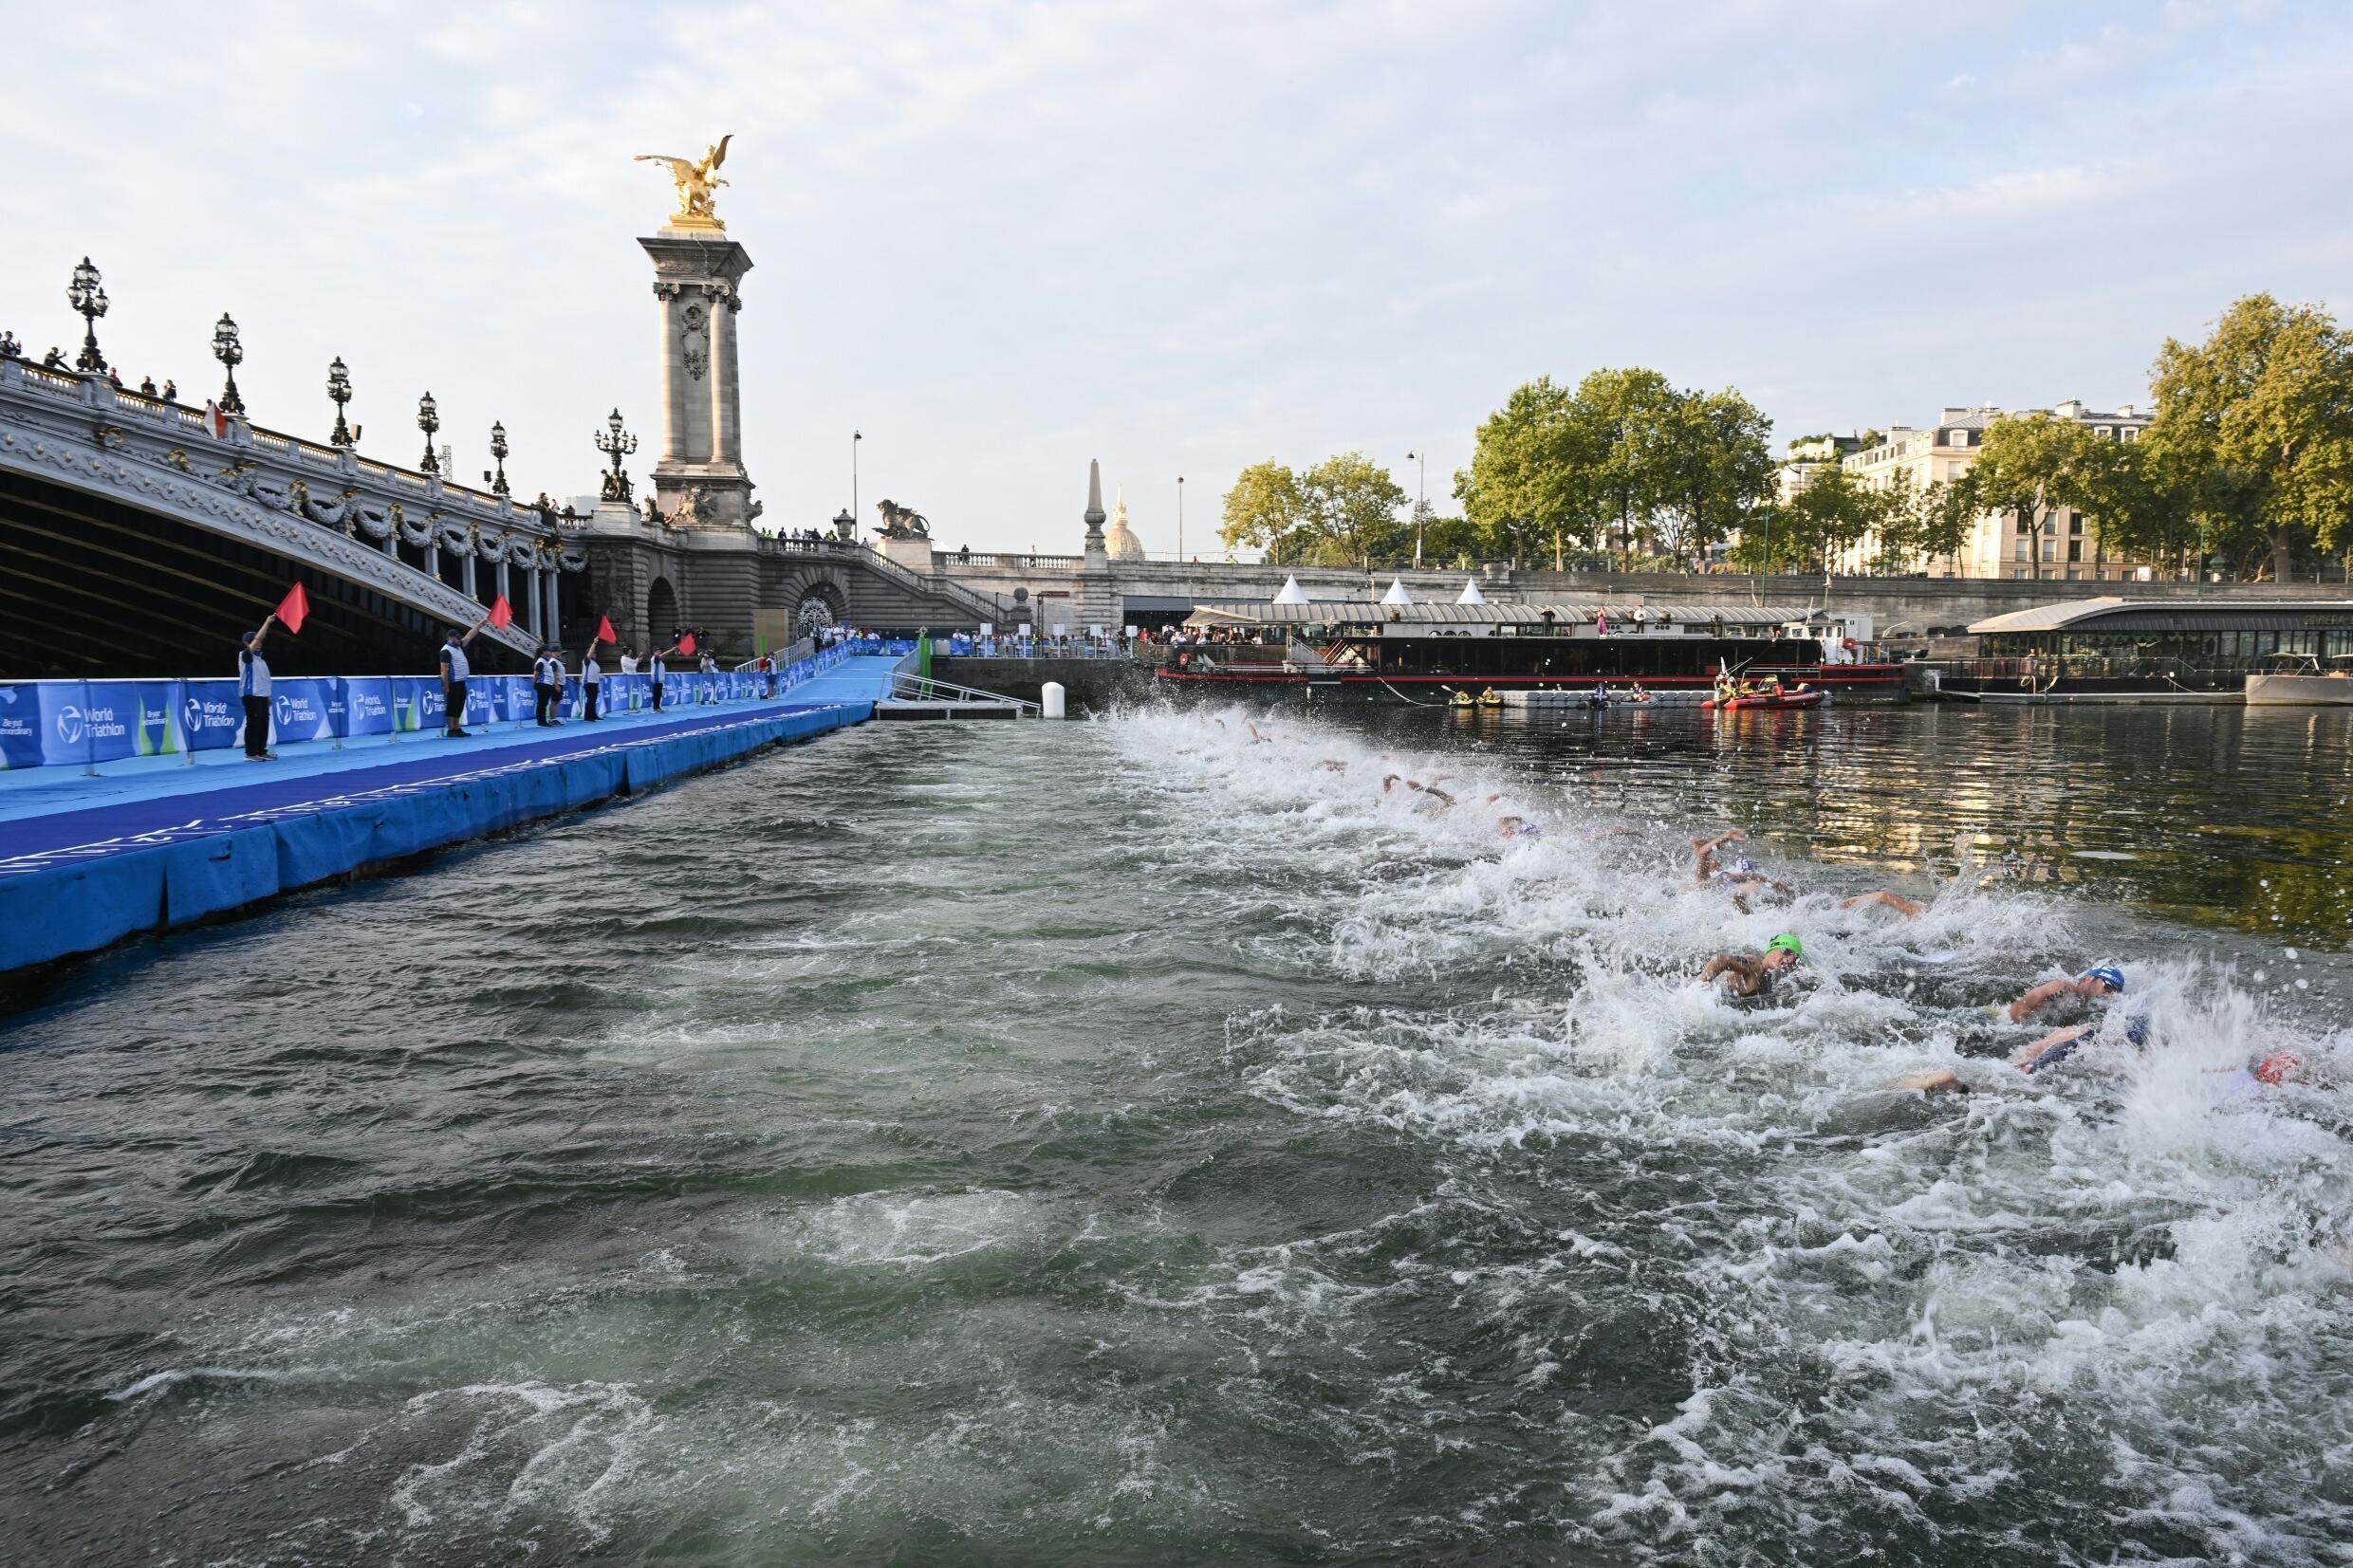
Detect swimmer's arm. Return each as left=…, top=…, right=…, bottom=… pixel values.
left=2008, top=980, right=2070, bottom=1023
left=2011, top=1024, right=2089, bottom=1069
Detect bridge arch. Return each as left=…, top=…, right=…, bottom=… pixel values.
left=646, top=576, right=680, bottom=642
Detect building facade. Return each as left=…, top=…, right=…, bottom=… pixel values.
left=1832, top=400, right=2156, bottom=581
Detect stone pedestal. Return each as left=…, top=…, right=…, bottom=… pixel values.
left=639, top=230, right=757, bottom=529
left=1077, top=458, right=1119, bottom=631
left=878, top=533, right=935, bottom=573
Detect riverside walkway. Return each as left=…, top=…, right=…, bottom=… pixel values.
left=0, top=655, right=904, bottom=975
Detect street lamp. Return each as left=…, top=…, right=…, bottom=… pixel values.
left=416, top=392, right=440, bottom=473
left=326, top=356, right=354, bottom=447
left=488, top=420, right=510, bottom=496
left=1176, top=475, right=1184, bottom=561
left=1405, top=450, right=1428, bottom=565
left=596, top=408, right=639, bottom=503
left=211, top=313, right=245, bottom=415
left=852, top=429, right=862, bottom=527
left=66, top=257, right=109, bottom=374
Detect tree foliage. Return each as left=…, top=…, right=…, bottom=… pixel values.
left=1969, top=413, right=2114, bottom=581
left=2143, top=293, right=2353, bottom=580
left=1218, top=452, right=1409, bottom=567
left=1456, top=368, right=1774, bottom=567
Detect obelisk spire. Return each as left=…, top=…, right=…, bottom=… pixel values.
left=1083, top=457, right=1107, bottom=551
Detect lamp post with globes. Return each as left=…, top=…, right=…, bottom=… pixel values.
left=852, top=430, right=862, bottom=529
left=66, top=257, right=108, bottom=374
left=416, top=393, right=440, bottom=473
left=596, top=409, right=638, bottom=503
left=488, top=420, right=510, bottom=497
left=326, top=357, right=354, bottom=447
left=211, top=313, right=245, bottom=415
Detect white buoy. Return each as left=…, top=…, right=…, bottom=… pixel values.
left=1041, top=681, right=1066, bottom=719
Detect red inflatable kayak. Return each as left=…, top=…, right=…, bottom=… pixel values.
left=1702, top=690, right=1826, bottom=711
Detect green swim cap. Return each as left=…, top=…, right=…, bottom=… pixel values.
left=1767, top=933, right=1804, bottom=959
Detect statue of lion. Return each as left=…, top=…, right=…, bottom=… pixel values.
left=875, top=499, right=931, bottom=540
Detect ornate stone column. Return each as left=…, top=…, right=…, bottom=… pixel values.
left=547, top=563, right=562, bottom=642
left=527, top=563, right=543, bottom=640
left=639, top=231, right=756, bottom=529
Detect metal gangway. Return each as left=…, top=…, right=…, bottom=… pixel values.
left=879, top=670, right=1039, bottom=720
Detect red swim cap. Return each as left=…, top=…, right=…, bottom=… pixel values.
left=2254, top=1054, right=2301, bottom=1086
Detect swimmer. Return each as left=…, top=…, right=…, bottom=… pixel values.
left=1246, top=721, right=1272, bottom=745
left=1690, top=828, right=1791, bottom=910
left=1497, top=815, right=1544, bottom=839
left=1840, top=890, right=1927, bottom=918
left=1698, top=932, right=1804, bottom=999
left=1312, top=759, right=1349, bottom=773
left=2007, top=964, right=2123, bottom=1024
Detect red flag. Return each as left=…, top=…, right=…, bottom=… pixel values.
left=678, top=632, right=697, bottom=656
left=275, top=581, right=309, bottom=635
left=595, top=615, right=617, bottom=645
left=205, top=399, right=230, bottom=440
left=487, top=595, right=513, bottom=629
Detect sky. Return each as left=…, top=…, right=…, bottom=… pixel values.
left=4, top=1, right=2349, bottom=554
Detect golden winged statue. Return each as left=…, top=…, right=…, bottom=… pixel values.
left=635, top=135, right=732, bottom=228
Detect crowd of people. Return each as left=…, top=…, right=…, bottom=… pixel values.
left=1, top=332, right=178, bottom=400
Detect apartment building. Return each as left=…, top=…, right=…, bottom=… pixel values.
left=1831, top=399, right=2157, bottom=580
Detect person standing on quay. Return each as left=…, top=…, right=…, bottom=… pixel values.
left=648, top=638, right=682, bottom=712
left=440, top=619, right=486, bottom=738
left=581, top=634, right=603, bottom=722
left=238, top=613, right=278, bottom=761
left=533, top=645, right=566, bottom=727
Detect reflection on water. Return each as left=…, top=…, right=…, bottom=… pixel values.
left=1393, top=701, right=2353, bottom=948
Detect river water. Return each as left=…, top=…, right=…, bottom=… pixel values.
left=4, top=702, right=2350, bottom=1565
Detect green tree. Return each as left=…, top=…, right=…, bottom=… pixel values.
left=2145, top=293, right=2353, bottom=581
left=2075, top=438, right=2201, bottom=576
left=1219, top=460, right=1311, bottom=563
left=1970, top=413, right=2109, bottom=581
left=1297, top=452, right=1409, bottom=566
left=1571, top=366, right=1677, bottom=564
left=1766, top=463, right=1883, bottom=572
left=1870, top=470, right=1977, bottom=574
left=1455, top=376, right=1590, bottom=562
left=1653, top=387, right=1776, bottom=569
left=1219, top=452, right=1405, bottom=567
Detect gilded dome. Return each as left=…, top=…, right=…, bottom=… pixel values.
left=1104, top=486, right=1145, bottom=562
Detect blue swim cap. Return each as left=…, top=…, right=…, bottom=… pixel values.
left=1731, top=856, right=1758, bottom=875
left=2083, top=965, right=2125, bottom=993
left=2123, top=1016, right=2149, bottom=1047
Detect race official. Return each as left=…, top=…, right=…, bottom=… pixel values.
left=440, top=618, right=486, bottom=737
left=238, top=613, right=278, bottom=761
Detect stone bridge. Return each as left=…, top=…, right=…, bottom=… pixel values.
left=924, top=549, right=2352, bottom=636
left=0, top=358, right=573, bottom=677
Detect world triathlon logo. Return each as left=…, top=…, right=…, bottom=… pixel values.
left=54, top=705, right=84, bottom=746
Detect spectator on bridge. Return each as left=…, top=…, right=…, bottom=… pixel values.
left=533, top=644, right=565, bottom=726
left=238, top=613, right=278, bottom=761
left=958, top=544, right=972, bottom=563
left=0, top=330, right=20, bottom=359
left=582, top=635, right=603, bottom=722
left=160, top=379, right=177, bottom=403
left=440, top=618, right=487, bottom=737
left=139, top=376, right=157, bottom=397
left=106, top=367, right=123, bottom=389
left=42, top=346, right=65, bottom=370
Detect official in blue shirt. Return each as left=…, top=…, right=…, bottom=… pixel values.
left=440, top=618, right=487, bottom=737
left=238, top=613, right=278, bottom=761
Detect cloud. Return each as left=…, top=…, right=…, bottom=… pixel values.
left=1, top=1, right=2348, bottom=549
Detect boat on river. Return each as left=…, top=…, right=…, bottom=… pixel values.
left=1938, top=597, right=2353, bottom=703
left=1703, top=688, right=1825, bottom=711
left=1153, top=600, right=1905, bottom=703
left=2246, top=654, right=2353, bottom=707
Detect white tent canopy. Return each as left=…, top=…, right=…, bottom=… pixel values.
left=1455, top=577, right=1487, bottom=605
left=1380, top=577, right=1413, bottom=606
left=1271, top=575, right=1310, bottom=605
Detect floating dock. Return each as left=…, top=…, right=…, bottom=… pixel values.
left=0, top=656, right=903, bottom=975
